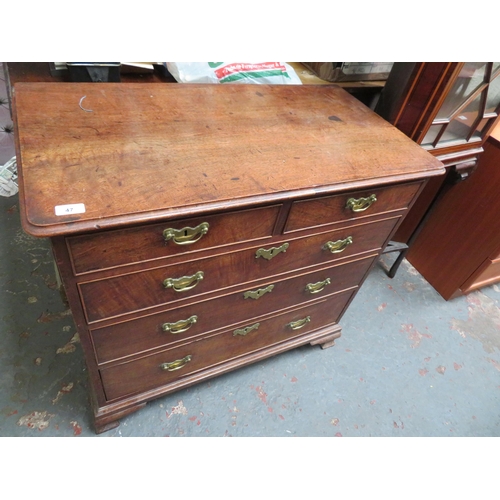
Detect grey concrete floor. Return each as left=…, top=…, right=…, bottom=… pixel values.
left=1, top=66, right=499, bottom=440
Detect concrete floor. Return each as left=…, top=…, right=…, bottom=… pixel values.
left=1, top=66, right=500, bottom=439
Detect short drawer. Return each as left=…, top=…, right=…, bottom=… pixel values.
left=99, top=289, right=355, bottom=401
left=90, top=255, right=375, bottom=364
left=462, top=258, right=500, bottom=293
left=79, top=216, right=398, bottom=322
left=67, top=205, right=281, bottom=275
left=285, top=182, right=421, bottom=232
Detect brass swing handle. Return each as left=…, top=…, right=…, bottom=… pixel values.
left=243, top=284, right=274, bottom=300
left=323, top=236, right=353, bottom=254
left=163, top=222, right=209, bottom=245
left=288, top=316, right=311, bottom=330
left=346, top=194, right=377, bottom=212
left=305, top=278, right=331, bottom=294
left=255, top=242, right=289, bottom=260
left=233, top=322, right=260, bottom=337
left=163, top=271, right=204, bottom=292
left=162, top=315, right=198, bottom=334
left=160, top=354, right=192, bottom=372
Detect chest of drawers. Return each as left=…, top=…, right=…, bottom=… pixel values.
left=13, top=82, right=444, bottom=433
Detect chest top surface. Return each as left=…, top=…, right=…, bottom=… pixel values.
left=13, top=82, right=444, bottom=237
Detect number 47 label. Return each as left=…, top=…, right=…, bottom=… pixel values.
left=55, top=203, right=86, bottom=216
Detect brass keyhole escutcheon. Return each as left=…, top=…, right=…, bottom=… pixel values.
left=243, top=284, right=274, bottom=300
left=255, top=242, right=289, bottom=261
left=233, top=323, right=260, bottom=337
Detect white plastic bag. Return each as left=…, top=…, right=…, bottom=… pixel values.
left=165, top=62, right=302, bottom=85
left=0, top=156, right=18, bottom=197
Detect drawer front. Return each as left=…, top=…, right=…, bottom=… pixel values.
left=462, top=258, right=500, bottom=293
left=285, top=182, right=421, bottom=233
left=91, top=255, right=375, bottom=364
left=100, top=289, right=355, bottom=401
left=80, top=217, right=398, bottom=322
left=67, top=205, right=281, bottom=275
left=490, top=249, right=500, bottom=262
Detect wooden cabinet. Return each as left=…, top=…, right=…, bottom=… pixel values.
left=405, top=123, right=500, bottom=299
left=13, top=82, right=444, bottom=433
left=376, top=62, right=500, bottom=243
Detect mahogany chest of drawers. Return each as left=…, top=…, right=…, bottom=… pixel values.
left=13, top=82, right=444, bottom=433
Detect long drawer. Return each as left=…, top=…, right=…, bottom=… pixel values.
left=99, top=289, right=355, bottom=401
left=90, top=255, right=375, bottom=364
left=285, top=182, right=421, bottom=233
left=67, top=205, right=282, bottom=275
left=79, top=216, right=399, bottom=322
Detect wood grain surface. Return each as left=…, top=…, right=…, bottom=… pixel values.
left=13, top=82, right=444, bottom=237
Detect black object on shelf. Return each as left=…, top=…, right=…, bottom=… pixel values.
left=67, top=63, right=121, bottom=82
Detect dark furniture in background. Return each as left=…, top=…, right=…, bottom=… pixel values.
left=404, top=121, right=500, bottom=299
left=375, top=62, right=500, bottom=284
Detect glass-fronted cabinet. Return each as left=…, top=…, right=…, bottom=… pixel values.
left=421, top=62, right=500, bottom=150
left=375, top=62, right=500, bottom=246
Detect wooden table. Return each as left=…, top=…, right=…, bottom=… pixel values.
left=13, top=82, right=444, bottom=432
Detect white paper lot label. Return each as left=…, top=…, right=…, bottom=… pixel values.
left=55, top=203, right=86, bottom=216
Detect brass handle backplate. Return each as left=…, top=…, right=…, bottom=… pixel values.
left=243, top=284, right=274, bottom=300
left=346, top=194, right=377, bottom=212
left=162, top=315, right=198, bottom=334
left=233, top=323, right=260, bottom=337
left=255, top=243, right=289, bottom=261
left=163, top=222, right=209, bottom=245
left=288, top=316, right=311, bottom=330
left=160, top=354, right=192, bottom=371
left=305, top=278, right=331, bottom=294
left=163, top=271, right=204, bottom=292
left=323, top=236, right=353, bottom=254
